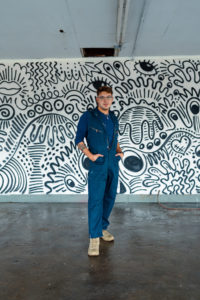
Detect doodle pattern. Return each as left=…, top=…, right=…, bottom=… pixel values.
left=0, top=57, right=200, bottom=195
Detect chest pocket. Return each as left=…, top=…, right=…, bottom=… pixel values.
left=89, top=127, right=103, bottom=134
left=87, top=126, right=105, bottom=149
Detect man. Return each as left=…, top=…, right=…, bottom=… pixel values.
left=75, top=86, right=123, bottom=256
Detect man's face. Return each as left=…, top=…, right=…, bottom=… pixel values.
left=96, top=91, right=113, bottom=112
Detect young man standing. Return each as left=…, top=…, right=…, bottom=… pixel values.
left=75, top=86, right=123, bottom=256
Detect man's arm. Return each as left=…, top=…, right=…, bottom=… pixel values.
left=77, top=141, right=103, bottom=162
left=115, top=142, right=124, bottom=158
left=75, top=112, right=104, bottom=162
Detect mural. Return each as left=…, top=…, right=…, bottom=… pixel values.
left=0, top=57, right=200, bottom=195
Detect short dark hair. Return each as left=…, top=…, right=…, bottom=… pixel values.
left=97, top=86, right=113, bottom=96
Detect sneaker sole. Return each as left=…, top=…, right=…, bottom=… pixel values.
left=101, top=237, right=114, bottom=242
left=88, top=252, right=99, bottom=256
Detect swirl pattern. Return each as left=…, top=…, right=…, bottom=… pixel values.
left=0, top=58, right=200, bottom=195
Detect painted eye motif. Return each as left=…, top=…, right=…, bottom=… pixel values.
left=82, top=157, right=90, bottom=171
left=124, top=155, right=143, bottom=172
left=43, top=101, right=53, bottom=112
left=35, top=104, right=44, bottom=114
left=114, top=62, right=121, bottom=69
left=104, top=63, right=113, bottom=73
left=146, top=142, right=153, bottom=150
left=195, top=145, right=200, bottom=157
left=173, top=90, right=179, bottom=96
left=167, top=82, right=172, bottom=88
left=121, top=150, right=145, bottom=175
left=159, top=132, right=167, bottom=139
left=154, top=138, right=161, bottom=146
left=168, top=110, right=179, bottom=121
left=64, top=175, right=85, bottom=193
left=158, top=74, right=164, bottom=81
left=54, top=99, right=64, bottom=111
left=87, top=78, right=112, bottom=92
left=66, top=178, right=75, bottom=188
left=190, top=100, right=200, bottom=115
left=134, top=60, right=158, bottom=76
left=103, top=62, right=125, bottom=81
left=65, top=104, right=74, bottom=114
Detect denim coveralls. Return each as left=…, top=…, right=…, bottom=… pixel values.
left=86, top=108, right=120, bottom=238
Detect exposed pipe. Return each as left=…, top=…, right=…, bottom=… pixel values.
left=131, top=0, right=147, bottom=57
left=115, top=0, right=130, bottom=56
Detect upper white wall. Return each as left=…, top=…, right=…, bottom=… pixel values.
left=0, top=0, right=200, bottom=59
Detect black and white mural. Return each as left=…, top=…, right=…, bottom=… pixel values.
left=0, top=58, right=200, bottom=195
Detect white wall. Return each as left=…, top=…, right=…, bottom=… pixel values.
left=0, top=56, right=200, bottom=196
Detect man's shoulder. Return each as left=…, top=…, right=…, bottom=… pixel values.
left=84, top=108, right=97, bottom=117
left=79, top=109, right=95, bottom=123
left=109, top=110, right=118, bottom=120
left=80, top=110, right=90, bottom=119
left=82, top=108, right=95, bottom=115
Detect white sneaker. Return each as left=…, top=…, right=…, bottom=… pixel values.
left=101, top=230, right=114, bottom=242
left=88, top=238, right=100, bottom=256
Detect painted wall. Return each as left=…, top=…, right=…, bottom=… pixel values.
left=0, top=57, right=200, bottom=196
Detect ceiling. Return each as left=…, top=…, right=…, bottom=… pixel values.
left=0, top=0, right=199, bottom=59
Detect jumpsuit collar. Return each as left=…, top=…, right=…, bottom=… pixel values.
left=94, top=107, right=117, bottom=150
left=93, top=107, right=116, bottom=129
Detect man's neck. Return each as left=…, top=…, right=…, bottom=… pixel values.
left=97, top=107, right=109, bottom=115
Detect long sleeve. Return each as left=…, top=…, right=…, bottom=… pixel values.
left=75, top=111, right=89, bottom=145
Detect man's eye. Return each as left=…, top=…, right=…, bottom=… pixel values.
left=98, top=96, right=112, bottom=100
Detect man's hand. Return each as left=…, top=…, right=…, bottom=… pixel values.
left=116, top=142, right=123, bottom=159
left=90, top=154, right=104, bottom=162
left=77, top=142, right=104, bottom=162
left=115, top=152, right=124, bottom=159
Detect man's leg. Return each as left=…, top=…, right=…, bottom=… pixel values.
left=88, top=164, right=107, bottom=238
left=102, top=164, right=119, bottom=231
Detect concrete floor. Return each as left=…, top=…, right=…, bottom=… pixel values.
left=0, top=202, right=200, bottom=300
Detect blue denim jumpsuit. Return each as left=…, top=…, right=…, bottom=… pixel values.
left=86, top=108, right=120, bottom=238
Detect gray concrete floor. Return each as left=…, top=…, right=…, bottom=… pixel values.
left=0, top=202, right=200, bottom=300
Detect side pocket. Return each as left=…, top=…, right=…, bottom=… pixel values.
left=115, top=155, right=121, bottom=162
left=94, top=156, right=105, bottom=165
